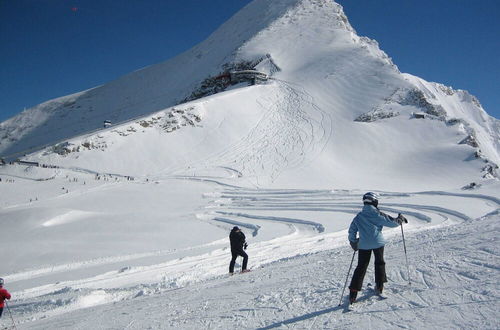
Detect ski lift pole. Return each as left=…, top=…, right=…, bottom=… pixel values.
left=5, top=301, right=18, bottom=330
left=399, top=215, right=411, bottom=285
left=338, top=250, right=357, bottom=306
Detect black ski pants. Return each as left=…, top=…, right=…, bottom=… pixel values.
left=349, top=246, right=387, bottom=291
left=0, top=307, right=3, bottom=318
left=229, top=248, right=248, bottom=273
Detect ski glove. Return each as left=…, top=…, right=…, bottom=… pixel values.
left=349, top=241, right=358, bottom=251
left=396, top=213, right=408, bottom=225
left=244, top=243, right=248, bottom=250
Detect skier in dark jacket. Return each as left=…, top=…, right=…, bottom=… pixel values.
left=348, top=192, right=405, bottom=304
left=229, top=226, right=249, bottom=274
left=0, top=278, right=11, bottom=319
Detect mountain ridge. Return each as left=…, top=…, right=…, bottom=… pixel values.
left=0, top=0, right=374, bottom=158
left=0, top=0, right=498, bottom=189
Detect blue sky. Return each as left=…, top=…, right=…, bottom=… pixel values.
left=1, top=0, right=498, bottom=122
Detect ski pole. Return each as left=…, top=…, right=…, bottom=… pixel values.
left=338, top=250, right=356, bottom=306
left=399, top=215, right=411, bottom=285
left=5, top=301, right=18, bottom=330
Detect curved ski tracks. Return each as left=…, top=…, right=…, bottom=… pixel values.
left=6, top=181, right=499, bottom=326
left=170, top=80, right=333, bottom=186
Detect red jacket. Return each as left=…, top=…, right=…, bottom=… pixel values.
left=0, top=288, right=11, bottom=308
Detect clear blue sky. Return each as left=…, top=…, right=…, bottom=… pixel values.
left=1, top=0, right=498, bottom=122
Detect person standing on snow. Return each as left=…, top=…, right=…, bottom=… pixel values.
left=0, top=278, right=12, bottom=319
left=348, top=192, right=405, bottom=304
left=229, top=226, right=250, bottom=274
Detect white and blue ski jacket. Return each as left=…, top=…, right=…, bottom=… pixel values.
left=348, top=204, right=400, bottom=250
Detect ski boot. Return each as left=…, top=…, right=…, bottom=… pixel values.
left=349, top=289, right=358, bottom=304
left=375, top=283, right=387, bottom=299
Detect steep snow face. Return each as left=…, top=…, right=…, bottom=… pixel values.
left=1, top=0, right=498, bottom=190
left=403, top=74, right=500, bottom=166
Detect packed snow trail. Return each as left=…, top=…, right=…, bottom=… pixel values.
left=2, top=177, right=499, bottom=328
left=15, top=208, right=499, bottom=329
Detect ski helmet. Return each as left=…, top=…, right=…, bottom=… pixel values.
left=362, top=192, right=379, bottom=206
left=0, top=278, right=4, bottom=286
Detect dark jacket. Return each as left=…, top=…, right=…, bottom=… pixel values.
left=230, top=228, right=246, bottom=251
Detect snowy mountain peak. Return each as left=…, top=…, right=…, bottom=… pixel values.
left=0, top=0, right=498, bottom=189
left=232, top=0, right=395, bottom=70
left=0, top=0, right=356, bottom=159
left=0, top=0, right=384, bottom=159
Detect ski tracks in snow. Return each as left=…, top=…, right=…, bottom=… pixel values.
left=179, top=80, right=333, bottom=186
left=6, top=184, right=500, bottom=327
left=23, top=209, right=500, bottom=329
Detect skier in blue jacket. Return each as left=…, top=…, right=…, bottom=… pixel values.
left=348, top=192, right=405, bottom=303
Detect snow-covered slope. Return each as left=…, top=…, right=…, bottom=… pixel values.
left=0, top=0, right=498, bottom=190
left=0, top=0, right=311, bottom=159
left=0, top=0, right=499, bottom=329
left=20, top=207, right=500, bottom=330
